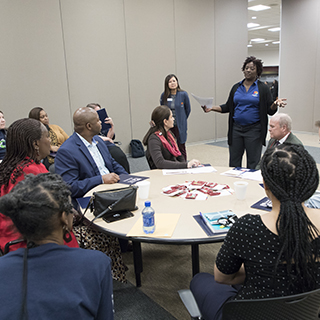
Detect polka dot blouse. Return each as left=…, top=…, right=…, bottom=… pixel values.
left=216, top=214, right=320, bottom=300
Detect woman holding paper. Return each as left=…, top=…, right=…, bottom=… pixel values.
left=190, top=144, right=320, bottom=320
left=160, top=74, right=191, bottom=160
left=202, top=56, right=286, bottom=169
left=143, top=105, right=200, bottom=169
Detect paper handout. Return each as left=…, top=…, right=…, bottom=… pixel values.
left=191, top=93, right=214, bottom=108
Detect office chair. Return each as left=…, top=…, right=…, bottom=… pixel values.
left=0, top=239, right=25, bottom=256
left=178, top=288, right=320, bottom=320
left=222, top=288, right=320, bottom=320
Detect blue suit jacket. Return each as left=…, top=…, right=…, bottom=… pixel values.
left=55, top=132, right=127, bottom=201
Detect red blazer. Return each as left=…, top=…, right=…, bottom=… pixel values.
left=0, top=160, right=78, bottom=253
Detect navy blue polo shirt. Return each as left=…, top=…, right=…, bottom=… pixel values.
left=233, top=80, right=260, bottom=126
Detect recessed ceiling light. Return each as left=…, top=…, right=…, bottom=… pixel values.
left=247, top=44, right=253, bottom=47
left=265, top=44, right=269, bottom=46
left=268, top=27, right=281, bottom=32
left=248, top=23, right=260, bottom=28
left=251, top=38, right=265, bottom=42
left=252, top=16, right=257, bottom=19
left=248, top=5, right=271, bottom=11
left=272, top=41, right=280, bottom=44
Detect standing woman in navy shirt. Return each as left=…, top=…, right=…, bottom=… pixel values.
left=203, top=56, right=286, bottom=169
left=0, top=111, right=6, bottom=160
left=160, top=74, right=191, bottom=160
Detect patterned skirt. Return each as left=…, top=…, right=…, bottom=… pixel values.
left=73, top=225, right=126, bottom=283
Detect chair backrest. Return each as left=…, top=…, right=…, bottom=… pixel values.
left=222, top=288, right=320, bottom=320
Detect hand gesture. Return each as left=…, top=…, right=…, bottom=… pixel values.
left=275, top=98, right=287, bottom=108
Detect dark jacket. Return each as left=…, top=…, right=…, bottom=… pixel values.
left=220, top=80, right=276, bottom=146
left=55, top=132, right=127, bottom=202
left=146, top=133, right=187, bottom=169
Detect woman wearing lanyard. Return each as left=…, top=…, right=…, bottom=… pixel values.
left=203, top=56, right=286, bottom=169
left=160, top=74, right=191, bottom=161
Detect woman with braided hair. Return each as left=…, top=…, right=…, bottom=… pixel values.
left=190, top=144, right=320, bottom=320
left=0, top=118, right=78, bottom=253
left=0, top=173, right=113, bottom=320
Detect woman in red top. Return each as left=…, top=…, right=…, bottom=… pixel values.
left=0, top=118, right=78, bottom=253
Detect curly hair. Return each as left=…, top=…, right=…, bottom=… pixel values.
left=0, top=118, right=44, bottom=187
left=242, top=56, right=263, bottom=77
left=261, top=144, right=319, bottom=291
left=0, top=173, right=73, bottom=242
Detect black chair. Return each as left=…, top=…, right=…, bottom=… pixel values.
left=222, top=288, right=320, bottom=320
left=0, top=239, right=25, bottom=256
left=178, top=288, right=320, bottom=320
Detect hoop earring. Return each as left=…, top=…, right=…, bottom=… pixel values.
left=63, top=225, right=72, bottom=243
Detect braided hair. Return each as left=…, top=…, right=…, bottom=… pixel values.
left=0, top=173, right=73, bottom=242
left=0, top=118, right=44, bottom=188
left=261, top=144, right=319, bottom=291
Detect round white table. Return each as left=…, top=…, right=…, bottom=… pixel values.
left=81, top=167, right=267, bottom=286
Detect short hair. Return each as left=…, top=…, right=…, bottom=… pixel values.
left=28, top=107, right=44, bottom=121
left=0, top=110, right=3, bottom=115
left=0, top=173, right=73, bottom=242
left=242, top=56, right=263, bottom=77
left=86, top=103, right=101, bottom=110
left=0, top=118, right=44, bottom=187
left=275, top=113, right=292, bottom=131
left=315, top=120, right=320, bottom=128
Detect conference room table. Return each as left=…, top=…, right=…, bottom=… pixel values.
left=82, top=166, right=267, bottom=287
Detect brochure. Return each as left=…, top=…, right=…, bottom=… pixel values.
left=199, top=210, right=237, bottom=234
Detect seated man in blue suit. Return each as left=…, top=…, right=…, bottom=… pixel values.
left=55, top=107, right=127, bottom=206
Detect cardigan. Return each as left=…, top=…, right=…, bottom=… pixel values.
left=160, top=90, right=191, bottom=144
left=220, top=80, right=276, bottom=146
left=146, top=133, right=187, bottom=169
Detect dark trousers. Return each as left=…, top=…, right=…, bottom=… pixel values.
left=170, top=126, right=187, bottom=161
left=229, top=122, right=262, bottom=169
left=107, top=145, right=130, bottom=173
left=190, top=273, right=239, bottom=320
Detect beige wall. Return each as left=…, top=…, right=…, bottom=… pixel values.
left=280, top=0, right=320, bottom=133
left=1, top=0, right=247, bottom=152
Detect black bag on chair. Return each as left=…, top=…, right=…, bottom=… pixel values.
left=130, top=139, right=145, bottom=158
left=84, top=186, right=138, bottom=223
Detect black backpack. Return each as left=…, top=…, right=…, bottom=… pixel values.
left=130, top=139, right=145, bottom=158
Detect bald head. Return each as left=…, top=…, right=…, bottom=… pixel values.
left=73, top=107, right=101, bottom=138
left=269, top=113, right=292, bottom=140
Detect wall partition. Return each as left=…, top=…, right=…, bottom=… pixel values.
left=0, top=0, right=247, bottom=152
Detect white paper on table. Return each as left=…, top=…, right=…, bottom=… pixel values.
left=162, top=166, right=217, bottom=176
left=241, top=170, right=263, bottom=182
left=189, top=166, right=217, bottom=174
left=220, top=169, right=245, bottom=177
left=191, top=93, right=214, bottom=108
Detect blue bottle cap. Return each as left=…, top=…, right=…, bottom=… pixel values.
left=144, top=201, right=151, bottom=207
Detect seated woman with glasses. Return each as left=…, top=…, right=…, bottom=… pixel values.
left=0, top=173, right=113, bottom=320
left=190, top=144, right=320, bottom=320
left=143, top=105, right=200, bottom=169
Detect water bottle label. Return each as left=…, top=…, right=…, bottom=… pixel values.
left=143, top=215, right=154, bottom=227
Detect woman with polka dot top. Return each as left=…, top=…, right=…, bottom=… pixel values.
left=190, top=144, right=320, bottom=320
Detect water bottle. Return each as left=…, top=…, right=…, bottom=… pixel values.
left=142, top=201, right=155, bottom=234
